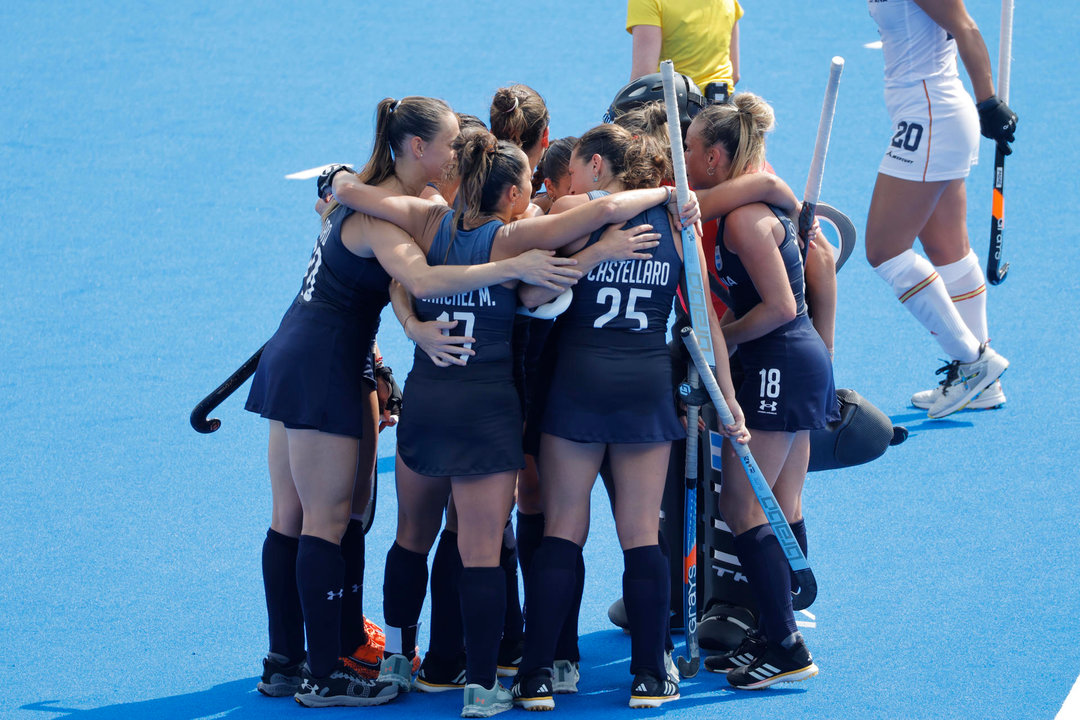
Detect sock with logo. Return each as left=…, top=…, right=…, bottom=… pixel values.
left=936, top=249, right=989, bottom=343
left=732, top=525, right=797, bottom=645
left=428, top=529, right=464, bottom=660
left=623, top=545, right=668, bottom=679
left=262, top=528, right=305, bottom=663
left=520, top=536, right=580, bottom=675
left=339, top=518, right=368, bottom=654
left=873, top=249, right=979, bottom=362
left=501, top=521, right=525, bottom=644
left=460, top=566, right=507, bottom=688
left=383, top=542, right=428, bottom=659
left=296, top=534, right=345, bottom=677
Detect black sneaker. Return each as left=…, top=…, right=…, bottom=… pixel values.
left=704, top=629, right=767, bottom=674
left=698, top=604, right=757, bottom=653
left=510, top=668, right=555, bottom=711
left=726, top=633, right=818, bottom=690
left=294, top=659, right=400, bottom=707
left=497, top=637, right=524, bottom=677
left=414, top=651, right=467, bottom=693
left=628, top=670, right=679, bottom=709
left=257, top=652, right=306, bottom=697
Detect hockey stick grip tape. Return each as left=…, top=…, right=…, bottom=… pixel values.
left=804, top=57, right=844, bottom=206
left=998, top=0, right=1014, bottom=102
left=661, top=61, right=692, bottom=208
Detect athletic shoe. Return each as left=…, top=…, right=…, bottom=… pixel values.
left=510, top=668, right=555, bottom=711
left=377, top=653, right=415, bottom=693
left=663, top=650, right=680, bottom=685
left=293, top=660, right=399, bottom=707
left=552, top=659, right=579, bottom=694
left=414, top=652, right=468, bottom=693
left=912, top=378, right=1006, bottom=410
left=363, top=616, right=387, bottom=648
left=461, top=681, right=513, bottom=718
left=257, top=652, right=306, bottom=697
left=726, top=634, right=818, bottom=690
left=496, top=637, right=523, bottom=677
left=607, top=597, right=629, bottom=632
left=343, top=633, right=385, bottom=679
left=704, top=629, right=767, bottom=674
left=698, top=604, right=757, bottom=653
left=926, top=344, right=1009, bottom=419
left=628, top=671, right=680, bottom=709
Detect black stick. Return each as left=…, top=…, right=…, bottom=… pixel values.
left=190, top=344, right=265, bottom=433
left=987, top=147, right=1009, bottom=284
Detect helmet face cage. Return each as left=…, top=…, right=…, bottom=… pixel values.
left=602, top=72, right=707, bottom=134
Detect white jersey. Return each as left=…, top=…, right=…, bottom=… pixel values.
left=869, top=0, right=959, bottom=89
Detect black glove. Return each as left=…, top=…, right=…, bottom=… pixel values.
left=316, top=164, right=355, bottom=200
left=976, top=95, right=1017, bottom=155
left=375, top=365, right=402, bottom=417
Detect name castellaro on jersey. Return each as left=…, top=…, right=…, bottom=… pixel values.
left=587, top=258, right=672, bottom=287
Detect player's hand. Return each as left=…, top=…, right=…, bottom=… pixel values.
left=595, top=223, right=661, bottom=261
left=375, top=366, right=401, bottom=431
left=720, top=397, right=750, bottom=445
left=317, top=163, right=355, bottom=200
left=667, top=189, right=700, bottom=230
left=511, top=249, right=582, bottom=291
left=976, top=95, right=1018, bottom=155
left=405, top=317, right=475, bottom=367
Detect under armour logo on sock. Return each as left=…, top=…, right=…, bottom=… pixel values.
left=351, top=584, right=361, bottom=593
left=327, top=588, right=343, bottom=600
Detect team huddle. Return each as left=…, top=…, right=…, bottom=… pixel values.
left=238, top=0, right=1017, bottom=716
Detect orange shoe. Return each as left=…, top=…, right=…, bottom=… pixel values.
left=344, top=634, right=385, bottom=679
left=363, top=616, right=386, bottom=649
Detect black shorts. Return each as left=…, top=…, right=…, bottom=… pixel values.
left=245, top=302, right=377, bottom=437
left=542, top=327, right=685, bottom=444
left=396, top=363, right=525, bottom=477
left=735, top=316, right=839, bottom=432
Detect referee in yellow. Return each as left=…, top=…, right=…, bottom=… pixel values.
left=627, top=0, right=742, bottom=99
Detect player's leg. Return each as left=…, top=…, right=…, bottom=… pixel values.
left=608, top=441, right=681, bottom=707
left=416, top=496, right=467, bottom=692
left=257, top=420, right=306, bottom=697
left=452, top=469, right=519, bottom=715
left=512, top=434, right=603, bottom=710
left=340, top=386, right=380, bottom=675
left=378, top=456, right=450, bottom=692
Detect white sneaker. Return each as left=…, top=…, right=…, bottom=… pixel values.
left=927, top=345, right=1009, bottom=419
left=552, top=659, right=579, bottom=694
left=911, top=379, right=1006, bottom=410
left=461, top=681, right=512, bottom=718
left=664, top=650, right=680, bottom=684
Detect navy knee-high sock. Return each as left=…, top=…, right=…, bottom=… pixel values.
left=789, top=518, right=807, bottom=593
left=501, top=522, right=524, bottom=643
left=339, top=519, right=368, bottom=653
left=428, top=530, right=464, bottom=660
left=262, top=529, right=305, bottom=662
left=622, top=545, right=668, bottom=679
left=733, top=525, right=797, bottom=645
left=657, top=529, right=674, bottom=652
left=383, top=542, right=429, bottom=658
left=296, top=535, right=345, bottom=677
left=554, top=552, right=584, bottom=662
left=460, top=566, right=506, bottom=688
left=520, top=537, right=580, bottom=675
left=515, top=511, right=545, bottom=587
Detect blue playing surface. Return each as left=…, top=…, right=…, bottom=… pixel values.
left=2, top=1, right=1079, bottom=718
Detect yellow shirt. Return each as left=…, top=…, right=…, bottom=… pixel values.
left=626, top=0, right=743, bottom=90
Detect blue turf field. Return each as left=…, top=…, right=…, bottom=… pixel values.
left=2, top=1, right=1079, bottom=718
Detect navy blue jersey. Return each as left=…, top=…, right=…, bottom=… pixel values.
left=413, top=211, right=517, bottom=369
left=299, top=204, right=393, bottom=317
left=714, top=205, right=806, bottom=320
left=560, top=191, right=680, bottom=336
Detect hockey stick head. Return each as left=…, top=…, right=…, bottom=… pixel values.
left=791, top=569, right=818, bottom=611
left=190, top=407, right=221, bottom=434
left=989, top=261, right=1009, bottom=285
left=676, top=655, right=700, bottom=678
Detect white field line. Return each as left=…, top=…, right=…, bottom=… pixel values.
left=1057, top=672, right=1080, bottom=719
left=286, top=163, right=343, bottom=180
left=864, top=40, right=883, bottom=49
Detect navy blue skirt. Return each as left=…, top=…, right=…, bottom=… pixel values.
left=245, top=302, right=377, bottom=438
left=542, top=327, right=685, bottom=444
left=735, top=315, right=839, bottom=432
left=396, top=361, right=525, bottom=477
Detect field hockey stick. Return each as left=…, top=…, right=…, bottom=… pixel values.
left=680, top=327, right=817, bottom=611
left=662, top=60, right=818, bottom=616
left=661, top=59, right=712, bottom=678
left=798, top=57, right=844, bottom=251
left=987, top=0, right=1014, bottom=285
left=190, top=344, right=264, bottom=433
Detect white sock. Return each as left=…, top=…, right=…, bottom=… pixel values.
left=935, top=250, right=988, bottom=344
left=874, top=249, right=980, bottom=362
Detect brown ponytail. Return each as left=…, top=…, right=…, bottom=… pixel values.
left=452, top=127, right=529, bottom=229
left=575, top=124, right=668, bottom=190
left=357, top=95, right=454, bottom=186
left=489, top=84, right=550, bottom=154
